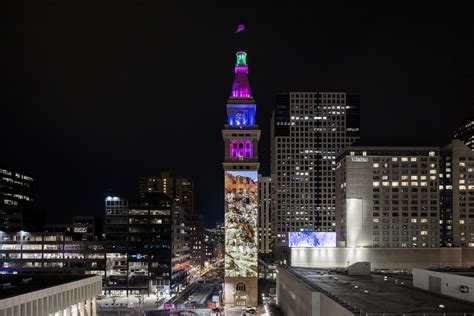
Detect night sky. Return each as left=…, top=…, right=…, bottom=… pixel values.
left=3, top=2, right=473, bottom=227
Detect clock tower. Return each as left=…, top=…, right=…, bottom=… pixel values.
left=222, top=51, right=260, bottom=307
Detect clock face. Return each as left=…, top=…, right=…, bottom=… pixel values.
left=235, top=111, right=248, bottom=126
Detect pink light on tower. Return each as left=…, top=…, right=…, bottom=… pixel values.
left=230, top=139, right=254, bottom=159
left=231, top=51, right=252, bottom=98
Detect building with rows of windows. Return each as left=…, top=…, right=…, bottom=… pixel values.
left=335, top=147, right=441, bottom=248
left=270, top=92, right=360, bottom=253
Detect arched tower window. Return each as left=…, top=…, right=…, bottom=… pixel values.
left=236, top=282, right=246, bottom=292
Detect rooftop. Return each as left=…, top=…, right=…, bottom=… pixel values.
left=286, top=267, right=474, bottom=314
left=0, top=274, right=95, bottom=300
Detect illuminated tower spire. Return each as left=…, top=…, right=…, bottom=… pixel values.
left=231, top=51, right=252, bottom=98
left=222, top=50, right=260, bottom=307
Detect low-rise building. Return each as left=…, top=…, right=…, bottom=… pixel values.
left=0, top=274, right=101, bottom=316
left=277, top=266, right=474, bottom=315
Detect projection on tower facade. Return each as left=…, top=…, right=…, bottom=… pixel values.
left=222, top=51, right=260, bottom=306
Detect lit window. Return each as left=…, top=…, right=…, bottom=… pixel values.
left=373, top=182, right=380, bottom=187
left=411, top=219, right=417, bottom=223
left=429, top=151, right=435, bottom=157
left=373, top=163, right=379, bottom=168
left=401, top=157, right=408, bottom=162
left=420, top=231, right=428, bottom=235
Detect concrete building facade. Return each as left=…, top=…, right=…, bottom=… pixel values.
left=335, top=147, right=440, bottom=248
left=0, top=275, right=101, bottom=316
left=258, top=176, right=272, bottom=254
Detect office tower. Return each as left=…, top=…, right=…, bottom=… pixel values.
left=104, top=196, right=129, bottom=242
left=258, top=176, right=272, bottom=253
left=335, top=147, right=440, bottom=248
left=72, top=216, right=103, bottom=241
left=454, top=118, right=473, bottom=150
left=439, top=145, right=454, bottom=246
left=222, top=51, right=259, bottom=306
left=0, top=167, right=34, bottom=208
left=104, top=193, right=179, bottom=295
left=0, top=230, right=106, bottom=275
left=138, top=172, right=192, bottom=272
left=204, top=229, right=218, bottom=262
left=190, top=214, right=205, bottom=266
left=0, top=167, right=35, bottom=231
left=270, top=92, right=360, bottom=250
left=216, top=222, right=225, bottom=241
left=448, top=139, right=474, bottom=247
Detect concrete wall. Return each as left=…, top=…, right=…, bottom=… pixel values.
left=291, top=247, right=474, bottom=272
left=277, top=267, right=353, bottom=316
left=413, top=268, right=474, bottom=303
left=0, top=276, right=102, bottom=316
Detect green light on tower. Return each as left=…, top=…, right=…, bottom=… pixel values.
left=236, top=51, right=247, bottom=66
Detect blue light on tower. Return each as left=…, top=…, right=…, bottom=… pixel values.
left=227, top=104, right=256, bottom=126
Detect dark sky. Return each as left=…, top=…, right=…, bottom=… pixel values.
left=3, top=2, right=473, bottom=227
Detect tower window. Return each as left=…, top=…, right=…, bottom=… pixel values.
left=236, top=282, right=246, bottom=292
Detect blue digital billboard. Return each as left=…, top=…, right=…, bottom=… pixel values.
left=288, top=232, right=336, bottom=248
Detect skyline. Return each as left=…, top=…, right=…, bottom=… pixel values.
left=3, top=3, right=473, bottom=227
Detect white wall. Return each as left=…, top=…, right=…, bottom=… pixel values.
left=413, top=269, right=474, bottom=303
left=0, top=276, right=102, bottom=316
left=291, top=247, right=474, bottom=272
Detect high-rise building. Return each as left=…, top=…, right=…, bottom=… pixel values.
left=270, top=92, right=360, bottom=251
left=335, top=147, right=440, bottom=248
left=0, top=167, right=34, bottom=208
left=336, top=146, right=440, bottom=248
left=258, top=176, right=272, bottom=254
left=0, top=167, right=34, bottom=232
left=138, top=172, right=192, bottom=288
left=104, top=193, right=182, bottom=295
left=447, top=139, right=474, bottom=247
left=439, top=145, right=454, bottom=247
left=190, top=214, right=205, bottom=266
left=72, top=216, right=103, bottom=241
left=222, top=51, right=259, bottom=306
left=454, top=118, right=473, bottom=150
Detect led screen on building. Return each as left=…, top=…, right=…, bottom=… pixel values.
left=288, top=232, right=336, bottom=248
left=224, top=170, right=258, bottom=278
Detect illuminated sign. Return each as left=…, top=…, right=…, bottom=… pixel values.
left=351, top=156, right=368, bottom=162
left=288, top=232, right=336, bottom=248
left=224, top=170, right=258, bottom=278
left=73, top=227, right=87, bottom=233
